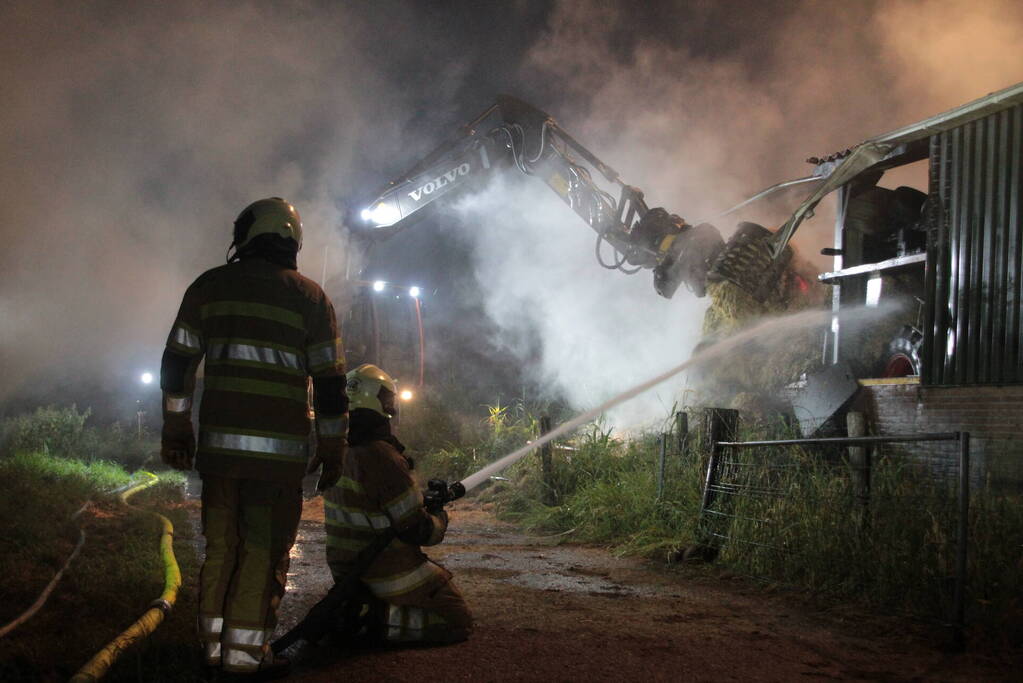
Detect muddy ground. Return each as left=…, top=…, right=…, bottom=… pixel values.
left=255, top=495, right=1018, bottom=682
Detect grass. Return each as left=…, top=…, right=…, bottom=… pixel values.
left=418, top=403, right=1023, bottom=640
left=0, top=447, right=199, bottom=682
left=712, top=442, right=1023, bottom=644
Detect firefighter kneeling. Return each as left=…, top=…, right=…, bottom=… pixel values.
left=322, top=364, right=472, bottom=643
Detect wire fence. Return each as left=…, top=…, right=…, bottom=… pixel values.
left=531, top=407, right=1018, bottom=646
left=691, top=421, right=972, bottom=646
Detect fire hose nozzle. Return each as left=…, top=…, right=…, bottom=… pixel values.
left=424, top=479, right=466, bottom=512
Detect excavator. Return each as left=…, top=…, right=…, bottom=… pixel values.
left=352, top=95, right=798, bottom=302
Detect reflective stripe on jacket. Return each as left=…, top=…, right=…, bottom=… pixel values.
left=323, top=439, right=449, bottom=598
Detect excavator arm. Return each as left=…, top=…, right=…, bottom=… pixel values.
left=354, top=95, right=783, bottom=299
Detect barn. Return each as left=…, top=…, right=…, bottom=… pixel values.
left=783, top=82, right=1023, bottom=487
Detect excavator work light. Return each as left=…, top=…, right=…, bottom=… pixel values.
left=360, top=201, right=400, bottom=228
left=140, top=372, right=154, bottom=385
left=408, top=286, right=421, bottom=297
left=372, top=280, right=386, bottom=292
left=399, top=389, right=414, bottom=401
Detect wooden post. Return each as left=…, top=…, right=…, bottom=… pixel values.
left=656, top=433, right=667, bottom=500
left=846, top=411, right=870, bottom=530
left=539, top=415, right=555, bottom=506
left=675, top=411, right=689, bottom=457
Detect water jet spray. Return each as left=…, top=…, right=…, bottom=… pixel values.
left=452, top=305, right=896, bottom=494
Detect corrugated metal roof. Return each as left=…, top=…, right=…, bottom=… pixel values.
left=772, top=82, right=1023, bottom=255
left=871, top=81, right=1023, bottom=147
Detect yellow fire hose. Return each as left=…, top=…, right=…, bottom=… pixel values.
left=70, top=471, right=183, bottom=683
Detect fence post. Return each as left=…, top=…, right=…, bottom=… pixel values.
left=539, top=415, right=555, bottom=506
left=846, top=411, right=871, bottom=530
left=675, top=411, right=689, bottom=457
left=656, top=433, right=667, bottom=500
left=952, top=431, right=970, bottom=649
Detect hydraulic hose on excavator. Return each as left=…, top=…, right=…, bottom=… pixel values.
left=70, top=472, right=182, bottom=683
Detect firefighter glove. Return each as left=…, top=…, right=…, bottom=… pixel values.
left=309, top=437, right=347, bottom=492
left=161, top=416, right=195, bottom=471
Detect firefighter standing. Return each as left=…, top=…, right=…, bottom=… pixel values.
left=160, top=198, right=348, bottom=678
left=323, top=364, right=472, bottom=643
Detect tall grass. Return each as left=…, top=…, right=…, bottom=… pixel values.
left=408, top=397, right=545, bottom=482
left=419, top=403, right=1023, bottom=634
left=713, top=442, right=1023, bottom=639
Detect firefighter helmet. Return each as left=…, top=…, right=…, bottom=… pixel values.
left=233, top=197, right=303, bottom=251
left=346, top=364, right=398, bottom=417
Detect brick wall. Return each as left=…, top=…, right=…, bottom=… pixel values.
left=852, top=382, right=1023, bottom=489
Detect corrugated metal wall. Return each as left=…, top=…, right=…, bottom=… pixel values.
left=924, top=103, right=1023, bottom=385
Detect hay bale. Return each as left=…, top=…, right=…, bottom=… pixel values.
left=695, top=252, right=829, bottom=406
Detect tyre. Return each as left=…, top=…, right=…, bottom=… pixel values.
left=881, top=325, right=923, bottom=377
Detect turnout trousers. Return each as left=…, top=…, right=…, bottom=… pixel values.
left=373, top=575, right=473, bottom=643
left=325, top=544, right=472, bottom=643
left=198, top=475, right=302, bottom=672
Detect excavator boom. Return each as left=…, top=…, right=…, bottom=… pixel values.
left=354, top=95, right=782, bottom=299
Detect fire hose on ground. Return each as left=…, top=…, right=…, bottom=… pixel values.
left=70, top=471, right=182, bottom=683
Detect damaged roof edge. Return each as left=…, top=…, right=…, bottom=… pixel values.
left=770, top=81, right=1023, bottom=258
left=871, top=80, right=1023, bottom=147
left=702, top=175, right=822, bottom=223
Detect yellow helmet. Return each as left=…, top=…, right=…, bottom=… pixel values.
left=233, top=197, right=303, bottom=251
left=346, top=364, right=397, bottom=417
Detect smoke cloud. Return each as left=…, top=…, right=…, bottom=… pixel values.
left=0, top=2, right=415, bottom=415
left=450, top=0, right=1023, bottom=427
left=2, top=1, right=1021, bottom=429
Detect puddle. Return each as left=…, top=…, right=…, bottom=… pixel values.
left=440, top=547, right=658, bottom=597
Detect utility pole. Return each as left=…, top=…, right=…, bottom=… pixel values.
left=136, top=400, right=145, bottom=440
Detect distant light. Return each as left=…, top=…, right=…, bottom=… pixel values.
left=372, top=280, right=385, bottom=292
left=361, top=201, right=401, bottom=228
left=409, top=286, right=421, bottom=298
left=140, top=372, right=154, bottom=385
left=399, top=389, right=414, bottom=401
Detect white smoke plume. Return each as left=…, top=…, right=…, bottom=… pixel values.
left=451, top=0, right=1023, bottom=428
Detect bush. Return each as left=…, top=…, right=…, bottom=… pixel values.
left=412, top=399, right=547, bottom=483
left=78, top=423, right=158, bottom=470
left=0, top=405, right=158, bottom=470
left=1, top=405, right=90, bottom=458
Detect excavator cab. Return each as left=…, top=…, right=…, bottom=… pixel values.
left=326, top=278, right=425, bottom=398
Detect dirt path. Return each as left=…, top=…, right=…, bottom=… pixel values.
left=271, top=496, right=1015, bottom=682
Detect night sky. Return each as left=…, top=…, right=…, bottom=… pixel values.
left=2, top=1, right=1022, bottom=425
